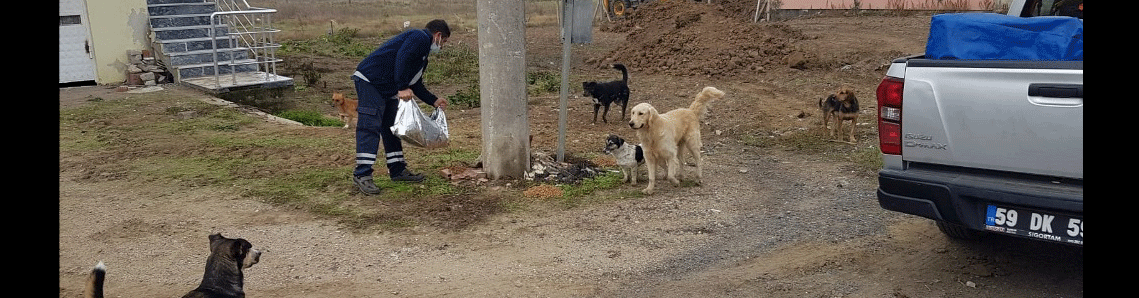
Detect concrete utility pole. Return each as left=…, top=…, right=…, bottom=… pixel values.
left=476, top=0, right=529, bottom=179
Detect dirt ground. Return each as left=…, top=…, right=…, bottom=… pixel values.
left=59, top=1, right=1082, bottom=297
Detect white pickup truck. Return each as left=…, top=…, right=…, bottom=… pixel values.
left=874, top=0, right=1083, bottom=245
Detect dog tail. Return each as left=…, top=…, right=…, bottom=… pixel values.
left=690, top=86, right=725, bottom=119
left=84, top=261, right=106, bottom=298
left=613, top=63, right=628, bottom=83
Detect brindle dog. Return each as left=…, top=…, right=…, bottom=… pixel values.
left=183, top=233, right=262, bottom=298
left=84, top=233, right=262, bottom=298
left=819, top=86, right=860, bottom=143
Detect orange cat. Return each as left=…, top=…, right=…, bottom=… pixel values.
left=331, top=92, right=359, bottom=128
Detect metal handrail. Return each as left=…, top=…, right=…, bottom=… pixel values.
left=208, top=0, right=283, bottom=88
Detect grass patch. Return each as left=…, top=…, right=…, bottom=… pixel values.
left=267, top=0, right=478, bottom=40
left=527, top=71, right=561, bottom=96
left=777, top=130, right=833, bottom=154
left=279, top=22, right=565, bottom=111
left=60, top=93, right=366, bottom=223
left=279, top=26, right=377, bottom=58
left=739, top=127, right=882, bottom=175
left=60, top=97, right=150, bottom=124
left=168, top=106, right=258, bottom=133
left=557, top=172, right=634, bottom=208
left=372, top=176, right=461, bottom=199
left=850, top=145, right=884, bottom=174
left=249, top=169, right=345, bottom=205
left=203, top=132, right=339, bottom=150
left=275, top=109, right=345, bottom=127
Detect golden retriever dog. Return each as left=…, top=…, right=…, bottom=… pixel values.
left=628, top=86, right=725, bottom=195
left=331, top=91, right=359, bottom=128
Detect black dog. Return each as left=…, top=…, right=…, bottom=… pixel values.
left=85, top=233, right=262, bottom=298
left=582, top=63, right=630, bottom=124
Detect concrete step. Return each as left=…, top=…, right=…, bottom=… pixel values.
left=145, top=0, right=292, bottom=91
left=148, top=13, right=213, bottom=29
left=175, top=60, right=260, bottom=80
left=154, top=36, right=239, bottom=55
left=147, top=2, right=217, bottom=16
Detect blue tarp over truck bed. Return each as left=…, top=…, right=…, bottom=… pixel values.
left=925, top=13, right=1083, bottom=61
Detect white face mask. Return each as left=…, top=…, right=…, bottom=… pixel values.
left=429, top=35, right=441, bottom=54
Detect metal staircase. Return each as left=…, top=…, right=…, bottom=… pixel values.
left=147, top=0, right=292, bottom=94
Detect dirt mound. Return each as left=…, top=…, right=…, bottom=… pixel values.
left=596, top=1, right=822, bottom=77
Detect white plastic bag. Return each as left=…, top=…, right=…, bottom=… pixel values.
left=390, top=99, right=449, bottom=149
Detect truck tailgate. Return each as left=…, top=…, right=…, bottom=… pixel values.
left=901, top=60, right=1082, bottom=179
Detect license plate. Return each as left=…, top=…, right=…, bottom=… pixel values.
left=984, top=205, right=1083, bottom=245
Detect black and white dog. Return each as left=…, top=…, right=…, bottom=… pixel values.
left=603, top=134, right=644, bottom=184
left=84, top=233, right=262, bottom=298
left=583, top=63, right=630, bottom=124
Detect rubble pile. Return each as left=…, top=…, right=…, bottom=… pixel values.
left=125, top=50, right=173, bottom=86
left=437, top=151, right=605, bottom=186
left=525, top=151, right=603, bottom=184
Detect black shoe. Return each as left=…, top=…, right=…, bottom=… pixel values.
left=391, top=169, right=425, bottom=182
left=351, top=175, right=383, bottom=195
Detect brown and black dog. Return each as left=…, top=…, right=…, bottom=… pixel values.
left=332, top=91, right=359, bottom=129
left=819, top=86, right=859, bottom=143
left=85, top=233, right=262, bottom=298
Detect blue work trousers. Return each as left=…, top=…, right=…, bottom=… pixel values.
left=352, top=76, right=408, bottom=178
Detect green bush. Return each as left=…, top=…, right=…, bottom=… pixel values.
left=527, top=71, right=561, bottom=95
left=450, top=83, right=480, bottom=109
left=327, top=27, right=358, bottom=45
left=425, top=45, right=479, bottom=86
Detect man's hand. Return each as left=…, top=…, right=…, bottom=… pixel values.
left=397, top=89, right=414, bottom=101
left=434, top=97, right=449, bottom=109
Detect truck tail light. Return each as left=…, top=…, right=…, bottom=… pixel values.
left=877, top=76, right=904, bottom=155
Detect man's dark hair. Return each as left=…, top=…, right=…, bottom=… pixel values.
left=426, top=19, right=451, bottom=38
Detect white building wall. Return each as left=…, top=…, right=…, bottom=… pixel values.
left=85, top=0, right=151, bottom=84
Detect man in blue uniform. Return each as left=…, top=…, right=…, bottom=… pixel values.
left=351, top=19, right=451, bottom=195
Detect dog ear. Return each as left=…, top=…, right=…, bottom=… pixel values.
left=232, top=239, right=252, bottom=257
